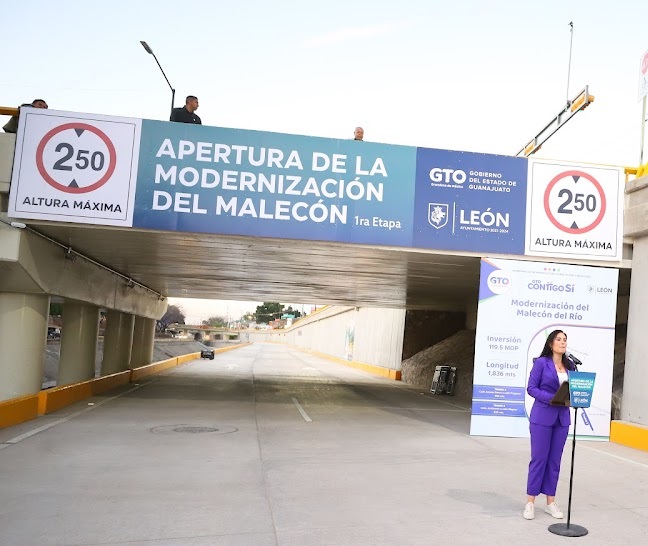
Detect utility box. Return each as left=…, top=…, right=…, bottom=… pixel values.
left=431, top=365, right=457, bottom=395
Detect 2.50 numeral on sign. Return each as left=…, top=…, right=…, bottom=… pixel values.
left=53, top=144, right=106, bottom=172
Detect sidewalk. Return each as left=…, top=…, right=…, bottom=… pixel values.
left=1, top=343, right=646, bottom=545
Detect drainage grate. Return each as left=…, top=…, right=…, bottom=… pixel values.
left=150, top=424, right=238, bottom=435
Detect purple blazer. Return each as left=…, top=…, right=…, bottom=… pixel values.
left=527, top=356, right=573, bottom=427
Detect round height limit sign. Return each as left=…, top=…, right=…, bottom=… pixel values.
left=527, top=161, right=622, bottom=260
left=544, top=170, right=606, bottom=234
left=9, top=110, right=141, bottom=226
left=36, top=123, right=117, bottom=194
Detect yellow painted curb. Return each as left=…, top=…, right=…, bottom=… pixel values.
left=0, top=394, right=39, bottom=428
left=277, top=344, right=401, bottom=380
left=610, top=420, right=648, bottom=452
left=131, top=357, right=178, bottom=381
left=213, top=343, right=250, bottom=355
left=2, top=344, right=252, bottom=428
left=177, top=352, right=200, bottom=364
left=38, top=371, right=132, bottom=415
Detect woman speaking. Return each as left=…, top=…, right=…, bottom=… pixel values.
left=523, top=329, right=575, bottom=520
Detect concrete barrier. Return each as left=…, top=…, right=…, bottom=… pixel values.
left=610, top=420, right=648, bottom=452
left=38, top=371, right=132, bottom=415
left=177, top=352, right=201, bottom=364
left=0, top=394, right=39, bottom=428
left=130, top=357, right=179, bottom=381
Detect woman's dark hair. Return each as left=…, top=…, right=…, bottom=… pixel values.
left=539, top=329, right=573, bottom=369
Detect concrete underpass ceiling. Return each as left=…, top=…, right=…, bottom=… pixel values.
left=25, top=224, right=632, bottom=310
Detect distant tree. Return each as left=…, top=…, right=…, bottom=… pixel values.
left=202, top=315, right=227, bottom=327
left=157, top=304, right=186, bottom=332
left=254, top=302, right=284, bottom=323
left=49, top=303, right=63, bottom=316
left=284, top=306, right=302, bottom=318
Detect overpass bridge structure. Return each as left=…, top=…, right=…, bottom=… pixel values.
left=167, top=324, right=243, bottom=341
left=1, top=106, right=647, bottom=446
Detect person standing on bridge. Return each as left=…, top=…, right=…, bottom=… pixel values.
left=3, top=99, right=48, bottom=133
left=170, top=95, right=202, bottom=124
left=523, top=329, right=575, bottom=521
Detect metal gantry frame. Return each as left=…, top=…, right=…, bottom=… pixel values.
left=516, top=86, right=595, bottom=158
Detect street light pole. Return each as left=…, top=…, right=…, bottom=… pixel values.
left=140, top=41, right=175, bottom=119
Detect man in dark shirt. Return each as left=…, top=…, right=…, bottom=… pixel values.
left=170, top=95, right=202, bottom=124
left=3, top=99, right=48, bottom=133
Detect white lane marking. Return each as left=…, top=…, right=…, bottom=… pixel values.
left=580, top=444, right=648, bottom=469
left=0, top=380, right=155, bottom=449
left=291, top=397, right=312, bottom=422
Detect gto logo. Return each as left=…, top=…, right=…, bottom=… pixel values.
left=429, top=168, right=466, bottom=184
left=487, top=269, right=512, bottom=295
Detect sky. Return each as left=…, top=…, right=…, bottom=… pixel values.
left=3, top=0, right=647, bottom=322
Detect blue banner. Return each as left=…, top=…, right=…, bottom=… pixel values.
left=130, top=121, right=528, bottom=253
left=473, top=385, right=525, bottom=401
left=133, top=121, right=416, bottom=246
left=569, top=371, right=596, bottom=408
left=412, top=148, right=528, bottom=254
left=471, top=401, right=526, bottom=417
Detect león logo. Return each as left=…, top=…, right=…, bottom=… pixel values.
left=428, top=203, right=449, bottom=229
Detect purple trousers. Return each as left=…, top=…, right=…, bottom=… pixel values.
left=526, top=421, right=569, bottom=496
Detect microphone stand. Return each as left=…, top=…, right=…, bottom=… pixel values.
left=548, top=358, right=588, bottom=537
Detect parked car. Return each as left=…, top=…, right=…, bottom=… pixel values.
left=47, top=327, right=61, bottom=339
left=200, top=349, right=215, bottom=360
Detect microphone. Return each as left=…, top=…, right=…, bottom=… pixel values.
left=567, top=353, right=582, bottom=367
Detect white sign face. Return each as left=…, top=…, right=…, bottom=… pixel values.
left=8, top=109, right=141, bottom=226
left=471, top=258, right=618, bottom=439
left=525, top=160, right=623, bottom=261
left=639, top=49, right=648, bottom=100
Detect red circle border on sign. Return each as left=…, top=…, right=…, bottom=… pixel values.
left=543, top=170, right=606, bottom=235
left=35, top=122, right=117, bottom=194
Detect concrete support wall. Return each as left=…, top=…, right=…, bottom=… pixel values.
left=57, top=302, right=99, bottom=386
left=622, top=174, right=648, bottom=426
left=102, top=310, right=134, bottom=375
left=0, top=218, right=166, bottom=320
left=623, top=237, right=648, bottom=425
left=465, top=301, right=478, bottom=330
left=0, top=292, right=49, bottom=401
left=130, top=316, right=156, bottom=368
left=249, top=306, right=406, bottom=371
left=0, top=133, right=15, bottom=188
left=353, top=307, right=406, bottom=369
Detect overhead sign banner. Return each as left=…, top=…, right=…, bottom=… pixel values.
left=412, top=149, right=528, bottom=254
left=470, top=258, right=618, bottom=439
left=525, top=160, right=624, bottom=261
left=8, top=109, right=141, bottom=226
left=7, top=109, right=624, bottom=263
left=133, top=120, right=417, bottom=247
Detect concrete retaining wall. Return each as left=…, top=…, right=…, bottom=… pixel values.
left=249, top=306, right=406, bottom=374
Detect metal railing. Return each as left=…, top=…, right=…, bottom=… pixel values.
left=0, top=106, right=18, bottom=117
left=0, top=105, right=645, bottom=180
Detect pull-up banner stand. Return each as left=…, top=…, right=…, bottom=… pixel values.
left=548, top=371, right=596, bottom=538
